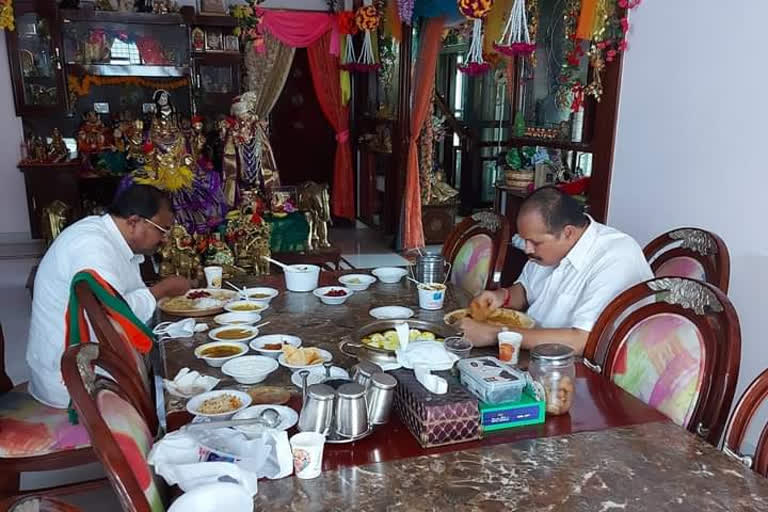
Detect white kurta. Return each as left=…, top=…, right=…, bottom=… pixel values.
left=516, top=217, right=653, bottom=331
left=26, top=215, right=156, bottom=408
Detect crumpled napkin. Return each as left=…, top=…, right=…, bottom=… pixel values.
left=395, top=321, right=410, bottom=351
left=414, top=365, right=448, bottom=394
left=153, top=318, right=209, bottom=341
left=163, top=368, right=219, bottom=398
left=396, top=341, right=459, bottom=371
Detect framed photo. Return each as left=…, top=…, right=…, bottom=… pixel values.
left=191, top=27, right=205, bottom=52
left=204, top=29, right=223, bottom=52
left=200, top=0, right=226, bottom=14
left=223, top=35, right=239, bottom=53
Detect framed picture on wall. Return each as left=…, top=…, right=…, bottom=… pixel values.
left=192, top=27, right=205, bottom=52
left=205, top=29, right=223, bottom=52
left=200, top=0, right=227, bottom=14
left=223, top=35, right=239, bottom=53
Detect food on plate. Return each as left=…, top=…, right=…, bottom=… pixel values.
left=347, top=278, right=361, bottom=284
left=163, top=290, right=233, bottom=311
left=262, top=343, right=283, bottom=350
left=283, top=345, right=325, bottom=366
left=469, top=299, right=491, bottom=322
left=247, top=292, right=271, bottom=299
left=200, top=345, right=244, bottom=358
left=444, top=308, right=533, bottom=329
left=323, top=288, right=347, bottom=297
left=361, top=329, right=442, bottom=351
left=229, top=303, right=262, bottom=312
left=247, top=386, right=291, bottom=405
left=214, top=328, right=253, bottom=340
left=196, top=393, right=242, bottom=414
left=187, top=290, right=211, bottom=299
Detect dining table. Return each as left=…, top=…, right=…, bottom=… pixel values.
left=154, top=269, right=768, bottom=511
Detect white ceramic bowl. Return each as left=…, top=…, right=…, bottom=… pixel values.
left=194, top=341, right=248, bottom=367
left=312, top=286, right=353, bottom=305
left=224, top=300, right=269, bottom=314
left=369, top=306, right=415, bottom=320
left=238, top=287, right=279, bottom=304
left=221, top=355, right=278, bottom=384
left=213, top=312, right=262, bottom=326
left=338, top=273, right=377, bottom=291
left=249, top=334, right=302, bottom=359
left=372, top=267, right=408, bottom=284
left=284, top=264, right=320, bottom=292
left=168, top=482, right=253, bottom=512
left=208, top=325, right=260, bottom=343
left=278, top=348, right=333, bottom=372
left=232, top=404, right=299, bottom=438
left=185, top=389, right=252, bottom=419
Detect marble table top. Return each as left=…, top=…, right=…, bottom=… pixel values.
left=253, top=421, right=768, bottom=511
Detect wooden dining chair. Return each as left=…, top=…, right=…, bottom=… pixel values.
left=583, top=277, right=741, bottom=445
left=722, top=368, right=768, bottom=476
left=442, top=211, right=510, bottom=296
left=62, top=343, right=168, bottom=512
left=643, top=227, right=730, bottom=293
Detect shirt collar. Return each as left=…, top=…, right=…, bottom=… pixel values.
left=102, top=215, right=144, bottom=264
left=563, top=215, right=597, bottom=272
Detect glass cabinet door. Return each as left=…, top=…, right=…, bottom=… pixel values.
left=8, top=3, right=67, bottom=115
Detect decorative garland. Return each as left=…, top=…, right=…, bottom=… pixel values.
left=398, top=0, right=414, bottom=25
left=457, top=0, right=495, bottom=75
left=68, top=75, right=189, bottom=97
left=0, top=0, right=14, bottom=31
left=494, top=0, right=535, bottom=57
left=338, top=10, right=358, bottom=70
left=355, top=3, right=381, bottom=72
left=231, top=3, right=265, bottom=52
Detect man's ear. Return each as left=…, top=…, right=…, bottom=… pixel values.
left=561, top=225, right=576, bottom=240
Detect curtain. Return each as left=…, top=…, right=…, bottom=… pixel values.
left=259, top=9, right=340, bottom=55
left=244, top=32, right=296, bottom=118
left=403, top=16, right=446, bottom=250
left=307, top=33, right=354, bottom=219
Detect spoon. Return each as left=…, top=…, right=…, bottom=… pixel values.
left=262, top=256, right=291, bottom=271
left=253, top=321, right=271, bottom=330
left=184, top=407, right=281, bottom=431
left=406, top=276, right=422, bottom=287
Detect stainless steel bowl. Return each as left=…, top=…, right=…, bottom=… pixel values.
left=339, top=319, right=457, bottom=365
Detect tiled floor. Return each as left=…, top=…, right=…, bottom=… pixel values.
left=0, top=224, right=419, bottom=508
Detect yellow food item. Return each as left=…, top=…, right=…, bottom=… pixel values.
left=197, top=394, right=242, bottom=414
left=200, top=345, right=243, bottom=358
left=215, top=328, right=251, bottom=340
left=231, top=303, right=262, bottom=312
left=283, top=345, right=325, bottom=366
left=362, top=329, right=439, bottom=350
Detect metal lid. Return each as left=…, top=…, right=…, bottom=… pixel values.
left=307, top=383, right=335, bottom=401
left=354, top=361, right=383, bottom=378
left=337, top=382, right=366, bottom=399
left=370, top=372, right=397, bottom=390
left=530, top=343, right=575, bottom=362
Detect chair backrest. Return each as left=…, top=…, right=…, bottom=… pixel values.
left=643, top=227, right=730, bottom=293
left=442, top=211, right=510, bottom=296
left=723, top=368, right=768, bottom=476
left=75, top=281, right=153, bottom=396
left=0, top=324, right=13, bottom=394
left=62, top=343, right=166, bottom=512
left=583, top=277, right=741, bottom=445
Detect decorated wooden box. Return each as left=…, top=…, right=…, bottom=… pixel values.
left=391, top=369, right=481, bottom=448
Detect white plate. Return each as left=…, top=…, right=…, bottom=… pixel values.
left=312, top=286, right=353, bottom=305
left=231, top=404, right=298, bottom=437
left=221, top=355, right=278, bottom=384
left=213, top=312, right=262, bottom=326
left=224, top=300, right=269, bottom=314
left=369, top=306, right=415, bottom=320
left=371, top=267, right=408, bottom=284
left=168, top=482, right=252, bottom=512
left=338, top=274, right=377, bottom=291
left=186, top=389, right=252, bottom=419
left=208, top=325, right=259, bottom=343
left=291, top=366, right=350, bottom=388
left=278, top=348, right=333, bottom=372
left=238, top=287, right=279, bottom=303
left=249, top=334, right=302, bottom=359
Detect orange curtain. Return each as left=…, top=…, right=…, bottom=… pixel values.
left=307, top=33, right=354, bottom=219
left=403, top=16, right=446, bottom=250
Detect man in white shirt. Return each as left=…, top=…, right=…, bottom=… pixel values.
left=461, top=186, right=653, bottom=354
left=27, top=184, right=191, bottom=408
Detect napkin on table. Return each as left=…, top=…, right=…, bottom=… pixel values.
left=414, top=365, right=448, bottom=395
left=163, top=368, right=219, bottom=398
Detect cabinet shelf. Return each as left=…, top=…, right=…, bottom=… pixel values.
left=68, top=63, right=189, bottom=77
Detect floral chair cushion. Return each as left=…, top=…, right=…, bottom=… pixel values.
left=611, top=313, right=705, bottom=427
left=450, top=233, right=492, bottom=297
left=96, top=388, right=164, bottom=512
left=0, top=384, right=90, bottom=458
left=655, top=256, right=706, bottom=282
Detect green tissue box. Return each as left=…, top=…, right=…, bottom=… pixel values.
left=479, top=389, right=545, bottom=432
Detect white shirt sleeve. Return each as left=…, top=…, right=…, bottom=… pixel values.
left=514, top=261, right=536, bottom=304
left=570, top=256, right=653, bottom=332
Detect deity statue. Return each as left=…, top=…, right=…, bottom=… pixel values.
left=47, top=128, right=70, bottom=163
left=225, top=191, right=271, bottom=275
left=158, top=224, right=203, bottom=281
left=125, top=119, right=146, bottom=168
left=77, top=111, right=107, bottom=153
left=41, top=200, right=70, bottom=247
left=190, top=115, right=207, bottom=164
left=426, top=169, right=459, bottom=205
left=28, top=135, right=48, bottom=162
left=219, top=117, right=238, bottom=207
left=297, top=181, right=332, bottom=251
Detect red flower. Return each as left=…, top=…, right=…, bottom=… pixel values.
left=618, top=39, right=628, bottom=51
left=597, top=41, right=607, bottom=50
left=142, top=141, right=154, bottom=154
left=606, top=49, right=617, bottom=62
left=620, top=17, right=630, bottom=33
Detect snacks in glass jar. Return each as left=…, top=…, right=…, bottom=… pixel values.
left=540, top=374, right=574, bottom=415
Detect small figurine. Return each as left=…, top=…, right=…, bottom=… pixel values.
left=30, top=136, right=48, bottom=162
left=41, top=200, right=70, bottom=247
left=77, top=111, right=107, bottom=153
left=225, top=192, right=272, bottom=275
left=190, top=115, right=206, bottom=163
left=47, top=128, right=70, bottom=162
left=158, top=224, right=204, bottom=281
left=297, top=181, right=332, bottom=251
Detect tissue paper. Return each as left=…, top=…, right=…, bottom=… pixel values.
left=163, top=368, right=219, bottom=398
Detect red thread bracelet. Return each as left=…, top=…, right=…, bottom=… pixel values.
left=501, top=287, right=511, bottom=307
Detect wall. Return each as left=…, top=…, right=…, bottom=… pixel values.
left=0, top=35, right=28, bottom=239
left=609, top=0, right=768, bottom=400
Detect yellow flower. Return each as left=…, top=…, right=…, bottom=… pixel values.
left=233, top=27, right=241, bottom=36
left=244, top=6, right=252, bottom=15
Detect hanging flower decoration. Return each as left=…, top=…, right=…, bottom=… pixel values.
left=354, top=4, right=381, bottom=72
left=398, top=0, right=414, bottom=25
left=457, top=0, right=494, bottom=75
left=557, top=0, right=641, bottom=111
left=494, top=0, right=535, bottom=57
left=337, top=11, right=358, bottom=71
left=231, top=3, right=265, bottom=53
left=0, top=0, right=13, bottom=31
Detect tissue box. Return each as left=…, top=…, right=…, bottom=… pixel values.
left=479, top=389, right=546, bottom=433
left=392, top=369, right=481, bottom=448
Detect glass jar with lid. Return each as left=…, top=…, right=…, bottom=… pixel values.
left=529, top=343, right=576, bottom=415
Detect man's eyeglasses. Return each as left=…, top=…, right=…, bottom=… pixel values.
left=143, top=218, right=169, bottom=235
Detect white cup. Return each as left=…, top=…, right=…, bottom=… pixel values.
left=204, top=266, right=223, bottom=289
left=497, top=330, right=523, bottom=365
left=290, top=432, right=325, bottom=479
left=417, top=283, right=446, bottom=310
